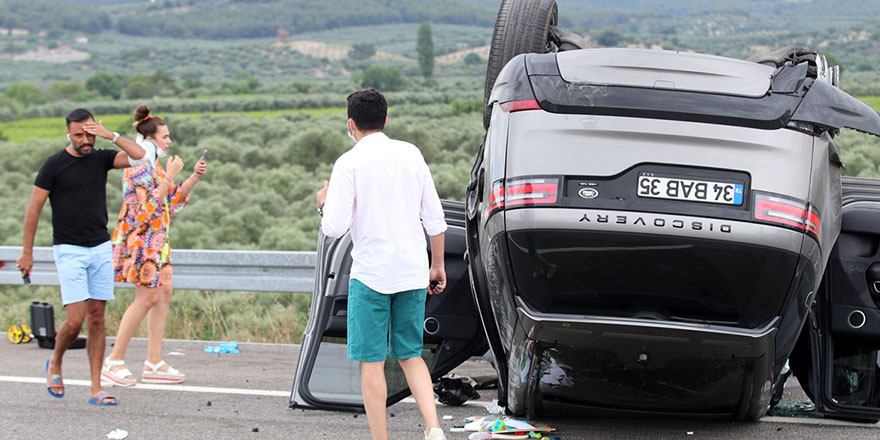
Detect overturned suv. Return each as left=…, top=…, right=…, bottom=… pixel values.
left=290, top=0, right=880, bottom=423
left=465, top=0, right=880, bottom=422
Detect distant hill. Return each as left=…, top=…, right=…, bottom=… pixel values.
left=2, top=0, right=879, bottom=93
left=6, top=0, right=880, bottom=40
left=0, top=1, right=497, bottom=40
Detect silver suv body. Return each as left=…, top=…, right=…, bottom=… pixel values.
left=465, top=47, right=880, bottom=418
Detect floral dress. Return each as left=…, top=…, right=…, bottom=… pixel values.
left=112, top=160, right=188, bottom=287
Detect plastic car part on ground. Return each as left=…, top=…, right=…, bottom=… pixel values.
left=204, top=341, right=239, bottom=354
left=435, top=376, right=481, bottom=406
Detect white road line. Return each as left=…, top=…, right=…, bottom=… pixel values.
left=1, top=375, right=496, bottom=407
left=13, top=374, right=866, bottom=427
left=400, top=396, right=495, bottom=407
left=0, top=375, right=289, bottom=397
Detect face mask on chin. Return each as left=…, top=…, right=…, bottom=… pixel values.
left=347, top=122, right=357, bottom=144
left=144, top=138, right=167, bottom=158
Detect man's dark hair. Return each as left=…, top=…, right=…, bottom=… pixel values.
left=66, top=108, right=94, bottom=128
left=347, top=88, right=387, bottom=132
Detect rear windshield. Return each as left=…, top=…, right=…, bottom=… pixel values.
left=507, top=230, right=798, bottom=328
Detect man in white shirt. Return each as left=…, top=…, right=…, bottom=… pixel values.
left=316, top=88, right=448, bottom=440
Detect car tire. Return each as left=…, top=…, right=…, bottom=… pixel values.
left=483, top=0, right=558, bottom=129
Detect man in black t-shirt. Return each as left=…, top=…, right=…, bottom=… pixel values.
left=16, top=108, right=145, bottom=406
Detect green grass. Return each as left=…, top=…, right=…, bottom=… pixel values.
left=4, top=95, right=875, bottom=145
left=858, top=96, right=880, bottom=112
left=0, top=107, right=346, bottom=143
left=0, top=114, right=133, bottom=143
left=1, top=285, right=311, bottom=343
left=175, top=107, right=346, bottom=119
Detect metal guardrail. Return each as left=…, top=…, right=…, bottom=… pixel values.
left=0, top=246, right=317, bottom=293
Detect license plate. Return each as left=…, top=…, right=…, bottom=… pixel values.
left=637, top=175, right=744, bottom=205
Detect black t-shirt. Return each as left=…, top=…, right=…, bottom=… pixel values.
left=34, top=148, right=118, bottom=246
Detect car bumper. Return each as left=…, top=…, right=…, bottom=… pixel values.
left=505, top=299, right=779, bottom=416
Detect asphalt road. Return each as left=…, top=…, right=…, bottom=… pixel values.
left=2, top=337, right=879, bottom=439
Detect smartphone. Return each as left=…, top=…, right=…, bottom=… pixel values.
left=22, top=272, right=30, bottom=285
left=430, top=280, right=440, bottom=290
left=199, top=149, right=208, bottom=162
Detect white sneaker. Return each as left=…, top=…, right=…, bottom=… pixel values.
left=141, top=359, right=185, bottom=384
left=425, top=428, right=447, bottom=440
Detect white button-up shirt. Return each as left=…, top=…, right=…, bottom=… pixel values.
left=321, top=132, right=447, bottom=293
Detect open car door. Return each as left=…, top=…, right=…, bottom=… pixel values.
left=801, top=177, right=880, bottom=421
left=290, top=201, right=489, bottom=411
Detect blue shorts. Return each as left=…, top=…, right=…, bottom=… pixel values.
left=53, top=241, right=115, bottom=306
left=347, top=278, right=427, bottom=363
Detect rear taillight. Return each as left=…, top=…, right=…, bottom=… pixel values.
left=488, top=181, right=505, bottom=213
left=753, top=192, right=822, bottom=244
left=487, top=177, right=559, bottom=216
left=499, top=99, right=541, bottom=113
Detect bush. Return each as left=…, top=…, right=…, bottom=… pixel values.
left=463, top=52, right=483, bottom=66
left=451, top=99, right=482, bottom=116
left=123, top=75, right=157, bottom=100
left=3, top=83, right=49, bottom=106
left=594, top=26, right=624, bottom=47
left=349, top=43, right=376, bottom=60
left=0, top=107, right=15, bottom=122
left=356, top=66, right=406, bottom=92
left=86, top=73, right=128, bottom=100
left=48, top=80, right=86, bottom=101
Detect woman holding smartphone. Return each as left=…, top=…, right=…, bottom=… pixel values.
left=102, top=105, right=207, bottom=387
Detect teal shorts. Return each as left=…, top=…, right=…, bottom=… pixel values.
left=347, top=278, right=427, bottom=363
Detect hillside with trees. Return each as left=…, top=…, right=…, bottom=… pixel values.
left=0, top=102, right=484, bottom=251
left=0, top=0, right=879, bottom=252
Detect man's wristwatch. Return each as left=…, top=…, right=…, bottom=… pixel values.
left=317, top=202, right=325, bottom=217
left=111, top=132, right=120, bottom=144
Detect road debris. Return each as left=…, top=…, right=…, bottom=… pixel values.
left=106, top=428, right=128, bottom=439
left=435, top=376, right=480, bottom=406
left=485, top=399, right=505, bottom=414
left=204, top=341, right=240, bottom=354
left=461, top=416, right=556, bottom=439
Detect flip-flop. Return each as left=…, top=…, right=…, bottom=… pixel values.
left=88, top=391, right=117, bottom=406
left=45, top=359, right=64, bottom=398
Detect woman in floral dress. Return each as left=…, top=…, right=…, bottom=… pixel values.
left=101, top=105, right=207, bottom=387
